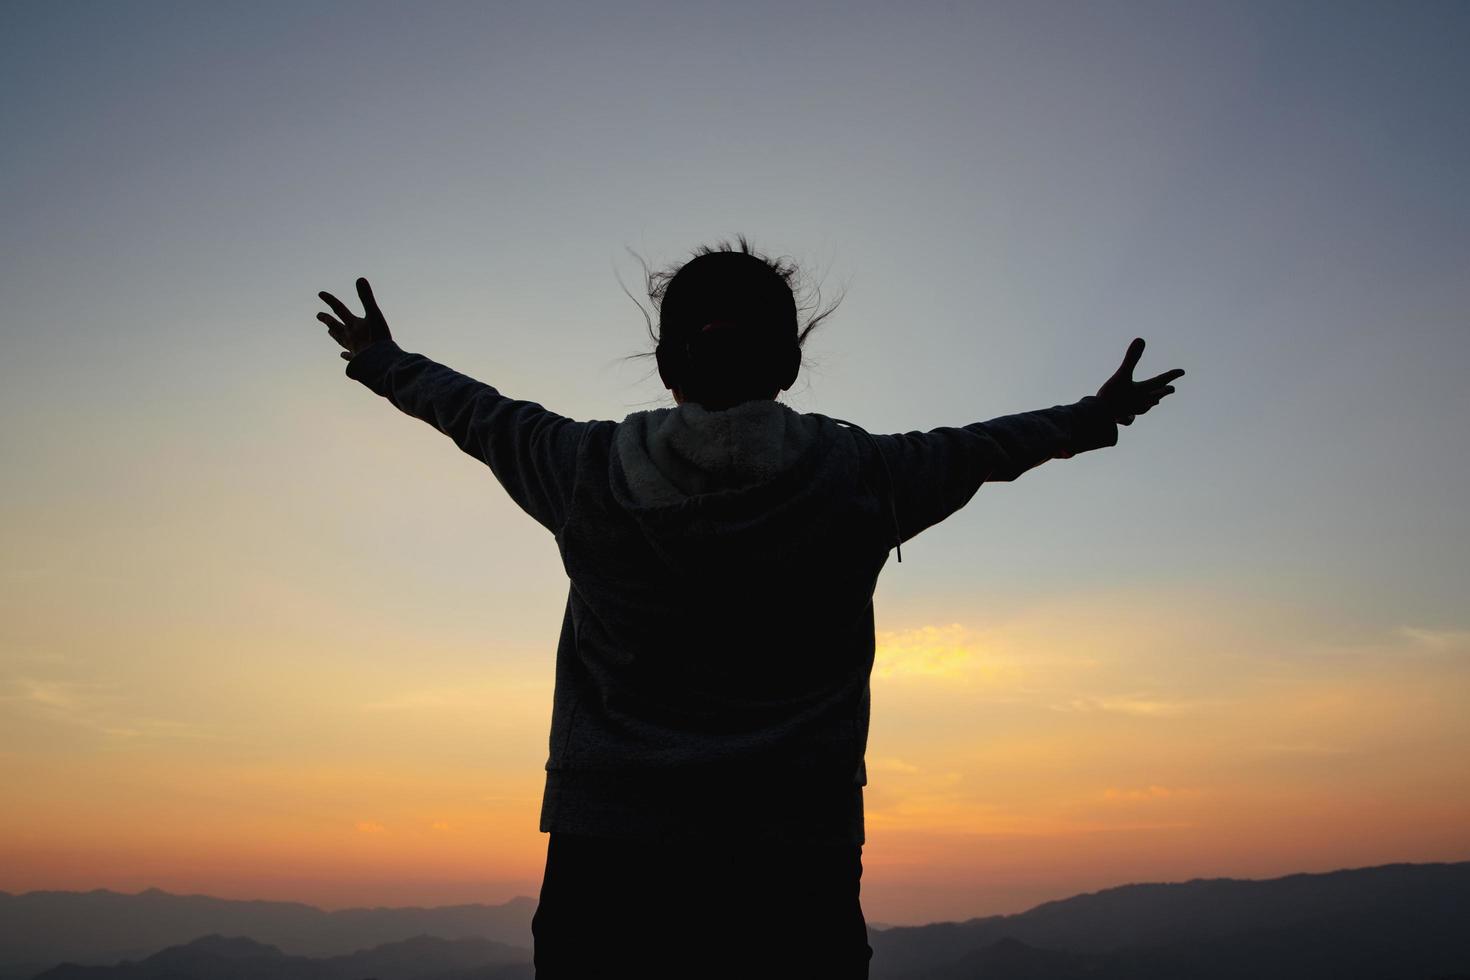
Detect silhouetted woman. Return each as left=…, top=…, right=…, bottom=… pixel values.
left=315, top=236, right=1182, bottom=979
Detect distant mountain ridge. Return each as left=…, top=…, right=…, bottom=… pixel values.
left=30, top=933, right=532, bottom=980
left=0, top=890, right=535, bottom=980
left=3, top=860, right=1467, bottom=980
left=869, top=860, right=1470, bottom=979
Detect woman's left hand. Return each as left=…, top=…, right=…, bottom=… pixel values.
left=317, top=277, right=394, bottom=361
left=1096, top=337, right=1183, bottom=426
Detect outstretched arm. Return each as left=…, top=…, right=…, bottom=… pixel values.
left=871, top=337, right=1183, bottom=545
left=316, top=278, right=588, bottom=535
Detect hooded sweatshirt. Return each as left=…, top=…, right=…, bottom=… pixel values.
left=345, top=338, right=1119, bottom=846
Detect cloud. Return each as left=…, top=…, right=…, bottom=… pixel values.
left=1254, top=741, right=1352, bottom=755
left=2, top=676, right=121, bottom=719
left=5, top=649, right=70, bottom=664
left=874, top=623, right=1021, bottom=682
left=359, top=688, right=489, bottom=711
left=0, top=676, right=222, bottom=741
left=358, top=677, right=545, bottom=714
left=869, top=757, right=922, bottom=774
left=1397, top=626, right=1470, bottom=653
left=875, top=623, right=974, bottom=678
left=1048, top=695, right=1194, bottom=717
left=2, top=566, right=59, bottom=582
left=355, top=821, right=387, bottom=833
left=1100, top=785, right=1199, bottom=802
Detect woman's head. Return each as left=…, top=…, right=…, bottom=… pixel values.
left=622, top=235, right=843, bottom=411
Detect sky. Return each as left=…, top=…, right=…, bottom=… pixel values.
left=2, top=0, right=1467, bottom=926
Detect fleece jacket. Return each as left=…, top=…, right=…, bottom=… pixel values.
left=345, top=337, right=1119, bottom=845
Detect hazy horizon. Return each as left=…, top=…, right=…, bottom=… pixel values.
left=3, top=0, right=1468, bottom=926
left=10, top=853, right=1466, bottom=923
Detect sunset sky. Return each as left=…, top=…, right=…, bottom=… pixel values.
left=2, top=1, right=1467, bottom=926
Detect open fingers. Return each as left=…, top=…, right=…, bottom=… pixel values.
left=1118, top=337, right=1145, bottom=378
left=1138, top=387, right=1176, bottom=411
left=356, top=277, right=383, bottom=321
left=317, top=312, right=351, bottom=350
left=1142, top=367, right=1185, bottom=388
left=319, top=290, right=357, bottom=324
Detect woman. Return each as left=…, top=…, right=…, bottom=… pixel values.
left=315, top=237, right=1183, bottom=979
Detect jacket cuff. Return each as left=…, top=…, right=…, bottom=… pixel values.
left=344, top=338, right=407, bottom=394
left=1069, top=395, right=1120, bottom=454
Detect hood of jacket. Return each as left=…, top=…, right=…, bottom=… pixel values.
left=607, top=398, right=868, bottom=569
left=612, top=398, right=821, bottom=505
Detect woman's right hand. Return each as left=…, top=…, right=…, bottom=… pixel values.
left=1096, top=337, right=1184, bottom=425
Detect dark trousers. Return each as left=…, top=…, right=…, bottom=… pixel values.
left=533, top=831, right=873, bottom=979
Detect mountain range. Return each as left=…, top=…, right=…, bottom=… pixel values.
left=0, top=890, right=534, bottom=980
left=3, top=860, right=1466, bottom=979
left=30, top=934, right=532, bottom=980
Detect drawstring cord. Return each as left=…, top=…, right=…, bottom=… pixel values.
left=827, top=416, right=902, bottom=563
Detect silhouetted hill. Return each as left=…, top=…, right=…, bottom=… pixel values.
left=31, top=933, right=532, bottom=980
left=913, top=935, right=1096, bottom=979
left=870, top=860, right=1470, bottom=979
left=903, top=915, right=1470, bottom=980
left=7, top=860, right=1467, bottom=980
left=0, top=889, right=533, bottom=980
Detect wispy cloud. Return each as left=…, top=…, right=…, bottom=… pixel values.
left=1100, top=785, right=1200, bottom=802
left=0, top=676, right=221, bottom=741
left=8, top=677, right=101, bottom=712
left=358, top=679, right=543, bottom=713
left=1397, top=625, right=1470, bottom=653
left=1253, top=741, right=1352, bottom=756
left=4, top=648, right=71, bottom=664
left=1, top=677, right=127, bottom=725
left=1048, top=694, right=1195, bottom=717
left=359, top=688, right=492, bottom=712
left=869, top=756, right=922, bottom=774
left=875, top=623, right=975, bottom=678
left=874, top=623, right=1023, bottom=683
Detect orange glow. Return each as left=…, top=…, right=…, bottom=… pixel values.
left=3, top=582, right=1468, bottom=922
